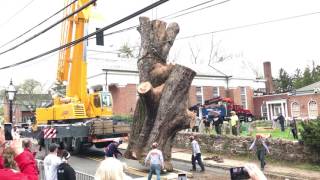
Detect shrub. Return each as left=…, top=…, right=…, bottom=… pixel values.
left=301, top=120, right=320, bottom=154
left=112, top=115, right=133, bottom=124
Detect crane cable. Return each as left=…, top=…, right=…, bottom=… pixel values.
left=0, top=0, right=78, bottom=49
left=0, top=0, right=170, bottom=70
left=0, top=0, right=96, bottom=56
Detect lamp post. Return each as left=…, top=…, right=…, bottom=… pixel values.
left=6, top=80, right=16, bottom=124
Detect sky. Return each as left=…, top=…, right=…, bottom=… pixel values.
left=0, top=0, right=319, bottom=90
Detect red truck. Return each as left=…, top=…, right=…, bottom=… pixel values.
left=191, top=96, right=255, bottom=122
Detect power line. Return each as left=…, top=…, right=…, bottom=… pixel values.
left=87, top=0, right=229, bottom=41
left=177, top=10, right=320, bottom=41
left=167, top=0, right=231, bottom=20
left=0, top=0, right=78, bottom=49
left=160, top=0, right=218, bottom=19
left=0, top=0, right=36, bottom=29
left=0, top=0, right=96, bottom=56
left=0, top=0, right=169, bottom=71
left=89, top=9, right=320, bottom=61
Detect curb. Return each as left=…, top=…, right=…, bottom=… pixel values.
left=171, top=157, right=305, bottom=180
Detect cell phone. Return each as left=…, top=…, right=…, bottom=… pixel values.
left=4, top=123, right=13, bottom=141
left=230, top=167, right=250, bottom=180
left=177, top=173, right=187, bottom=180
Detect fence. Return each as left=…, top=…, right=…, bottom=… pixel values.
left=36, top=160, right=94, bottom=180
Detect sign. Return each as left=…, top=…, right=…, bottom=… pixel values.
left=43, top=128, right=57, bottom=139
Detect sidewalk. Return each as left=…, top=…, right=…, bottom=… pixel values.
left=171, top=148, right=320, bottom=180
left=120, top=143, right=320, bottom=180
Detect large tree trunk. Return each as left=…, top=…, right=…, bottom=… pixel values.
left=124, top=17, right=196, bottom=171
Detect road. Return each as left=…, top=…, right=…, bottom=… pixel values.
left=68, top=147, right=231, bottom=179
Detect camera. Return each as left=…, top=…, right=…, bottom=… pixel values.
left=230, top=167, right=250, bottom=180
left=4, top=123, right=13, bottom=141
left=177, top=173, right=187, bottom=180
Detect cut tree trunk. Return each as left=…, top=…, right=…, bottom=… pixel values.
left=124, top=17, right=196, bottom=171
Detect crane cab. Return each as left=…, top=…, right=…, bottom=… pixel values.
left=89, top=91, right=112, bottom=118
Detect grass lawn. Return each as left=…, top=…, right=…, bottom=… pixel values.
left=241, top=128, right=298, bottom=140
left=240, top=121, right=303, bottom=141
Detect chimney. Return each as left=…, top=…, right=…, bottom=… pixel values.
left=263, top=61, right=274, bottom=94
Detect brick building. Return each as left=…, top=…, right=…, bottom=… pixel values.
left=87, top=57, right=265, bottom=116
left=253, top=62, right=320, bottom=120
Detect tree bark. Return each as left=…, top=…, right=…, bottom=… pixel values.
left=124, top=17, right=196, bottom=171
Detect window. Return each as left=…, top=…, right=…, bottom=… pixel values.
left=240, top=87, right=247, bottom=109
left=291, top=102, right=300, bottom=118
left=308, top=101, right=318, bottom=118
left=94, top=94, right=101, bottom=108
left=195, top=86, right=203, bottom=105
left=101, top=92, right=112, bottom=107
left=213, top=87, right=219, bottom=97
left=261, top=104, right=267, bottom=119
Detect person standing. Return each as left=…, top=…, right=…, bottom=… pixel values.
left=22, top=139, right=36, bottom=160
left=230, top=111, right=239, bottom=136
left=249, top=135, right=270, bottom=171
left=289, top=118, right=298, bottom=139
left=213, top=111, right=224, bottom=135
left=0, top=135, right=38, bottom=180
left=44, top=143, right=62, bottom=180
left=105, top=139, right=122, bottom=158
left=275, top=113, right=285, bottom=132
left=145, top=142, right=164, bottom=180
left=189, top=136, right=205, bottom=172
left=57, top=150, right=76, bottom=180
left=203, top=117, right=211, bottom=134
left=192, top=113, right=201, bottom=133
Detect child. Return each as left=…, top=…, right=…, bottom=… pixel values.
left=249, top=135, right=270, bottom=170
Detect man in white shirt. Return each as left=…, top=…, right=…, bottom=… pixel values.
left=189, top=136, right=205, bottom=172
left=44, top=143, right=62, bottom=180
left=145, top=142, right=164, bottom=180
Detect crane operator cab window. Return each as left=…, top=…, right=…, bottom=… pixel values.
left=101, top=92, right=112, bottom=107
left=93, top=91, right=112, bottom=107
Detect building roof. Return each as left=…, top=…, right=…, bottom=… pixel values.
left=14, top=94, right=52, bottom=111
left=296, top=81, right=320, bottom=93
left=89, top=56, right=257, bottom=79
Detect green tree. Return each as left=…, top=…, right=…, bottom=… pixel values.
left=302, top=67, right=313, bottom=86
left=17, top=79, right=42, bottom=94
left=274, top=68, right=292, bottom=93
left=292, top=68, right=304, bottom=89
left=301, top=120, right=320, bottom=163
left=15, top=79, right=47, bottom=111
left=118, top=43, right=134, bottom=58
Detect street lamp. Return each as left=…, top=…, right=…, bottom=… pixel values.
left=6, top=80, right=16, bottom=124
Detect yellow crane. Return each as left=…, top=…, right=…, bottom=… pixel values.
left=36, top=0, right=112, bottom=124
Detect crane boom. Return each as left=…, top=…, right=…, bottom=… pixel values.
left=36, top=0, right=112, bottom=124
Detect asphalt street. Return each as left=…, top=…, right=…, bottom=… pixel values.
left=68, top=147, right=231, bottom=179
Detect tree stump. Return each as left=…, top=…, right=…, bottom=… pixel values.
left=124, top=17, right=196, bottom=171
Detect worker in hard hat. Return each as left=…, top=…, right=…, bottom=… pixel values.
left=230, top=111, right=239, bottom=136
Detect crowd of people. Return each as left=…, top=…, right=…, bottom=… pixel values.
left=190, top=108, right=240, bottom=136
left=0, top=122, right=268, bottom=180
left=0, top=124, right=134, bottom=180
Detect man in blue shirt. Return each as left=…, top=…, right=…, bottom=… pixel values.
left=105, top=139, right=122, bottom=158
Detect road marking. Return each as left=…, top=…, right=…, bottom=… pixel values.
left=86, top=156, right=103, bottom=162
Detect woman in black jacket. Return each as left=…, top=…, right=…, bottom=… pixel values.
left=57, top=150, right=76, bottom=180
